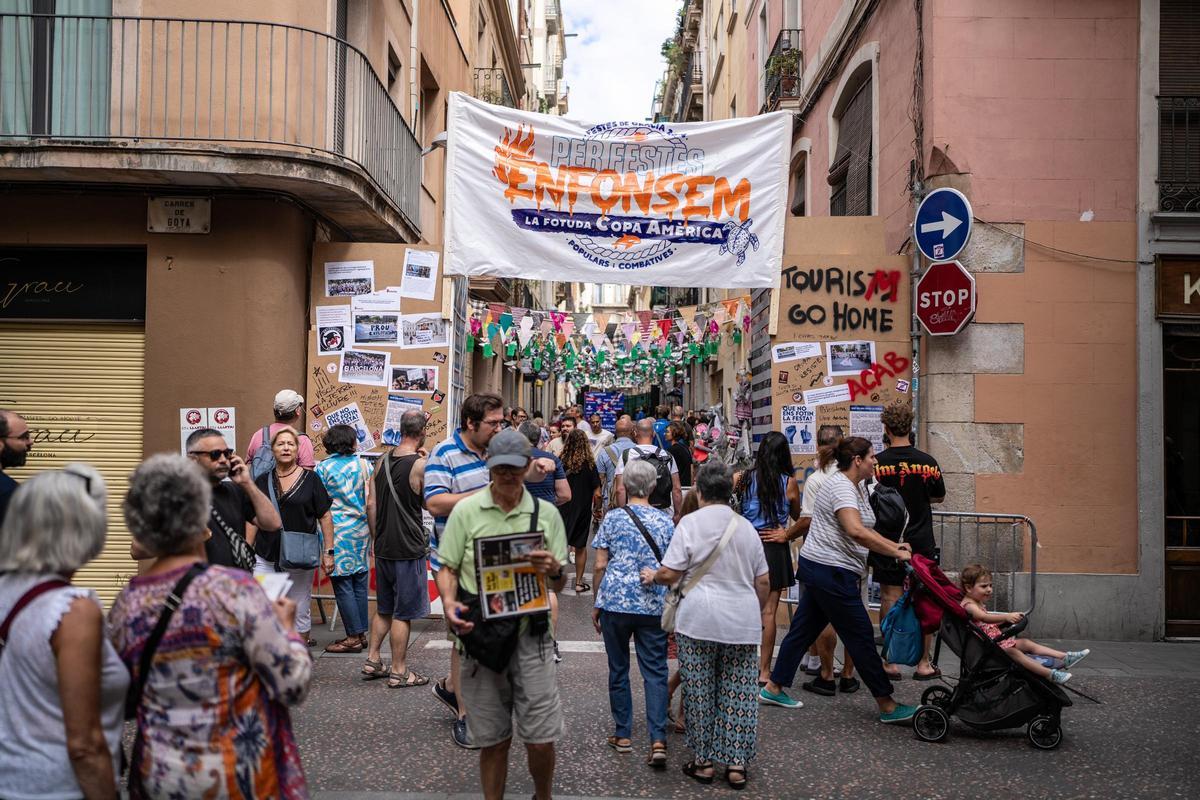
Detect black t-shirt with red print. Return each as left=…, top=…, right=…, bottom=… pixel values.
left=874, top=445, right=945, bottom=548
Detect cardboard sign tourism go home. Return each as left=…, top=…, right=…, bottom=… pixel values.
left=443, top=92, right=791, bottom=288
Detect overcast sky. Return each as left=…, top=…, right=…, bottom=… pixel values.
left=561, top=0, right=679, bottom=122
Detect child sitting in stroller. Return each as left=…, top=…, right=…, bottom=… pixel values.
left=959, top=564, right=1090, bottom=685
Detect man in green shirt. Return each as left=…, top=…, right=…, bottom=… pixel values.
left=436, top=429, right=568, bottom=800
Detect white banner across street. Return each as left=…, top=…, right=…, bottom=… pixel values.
left=443, top=92, right=790, bottom=288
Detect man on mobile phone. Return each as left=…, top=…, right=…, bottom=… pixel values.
left=186, top=427, right=281, bottom=570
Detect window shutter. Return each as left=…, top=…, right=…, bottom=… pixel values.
left=830, top=77, right=872, bottom=217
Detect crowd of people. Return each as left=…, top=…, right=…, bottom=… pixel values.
left=0, top=392, right=1044, bottom=800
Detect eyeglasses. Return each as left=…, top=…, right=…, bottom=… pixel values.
left=479, top=418, right=505, bottom=428
left=188, top=448, right=234, bottom=461
left=4, top=431, right=31, bottom=442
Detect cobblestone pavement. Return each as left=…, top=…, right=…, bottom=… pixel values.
left=294, top=584, right=1200, bottom=800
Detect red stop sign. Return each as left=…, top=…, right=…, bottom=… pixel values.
left=916, top=260, right=976, bottom=336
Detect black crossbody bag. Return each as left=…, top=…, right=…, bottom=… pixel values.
left=622, top=506, right=663, bottom=562
left=458, top=498, right=549, bottom=673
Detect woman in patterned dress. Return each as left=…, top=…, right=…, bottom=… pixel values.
left=315, top=425, right=374, bottom=653
left=642, top=462, right=769, bottom=791
left=590, top=458, right=675, bottom=768
left=111, top=454, right=312, bottom=799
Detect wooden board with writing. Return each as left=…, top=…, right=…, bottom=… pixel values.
left=306, top=243, right=454, bottom=457
left=1157, top=257, right=1200, bottom=318
left=771, top=253, right=913, bottom=479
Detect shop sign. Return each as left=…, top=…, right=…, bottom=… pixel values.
left=147, top=196, right=211, bottom=234
left=1157, top=258, right=1200, bottom=318
left=0, top=247, right=146, bottom=321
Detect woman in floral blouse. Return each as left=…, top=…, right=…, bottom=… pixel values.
left=111, top=454, right=313, bottom=799
left=590, top=457, right=675, bottom=768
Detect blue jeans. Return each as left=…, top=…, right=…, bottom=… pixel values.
left=599, top=610, right=669, bottom=742
left=331, top=572, right=369, bottom=636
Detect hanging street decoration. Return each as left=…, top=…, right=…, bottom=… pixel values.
left=464, top=296, right=752, bottom=390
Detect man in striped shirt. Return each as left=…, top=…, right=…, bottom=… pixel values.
left=424, top=392, right=556, bottom=749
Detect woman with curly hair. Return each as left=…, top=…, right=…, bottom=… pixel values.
left=559, top=428, right=601, bottom=593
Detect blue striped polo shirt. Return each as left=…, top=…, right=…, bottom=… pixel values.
left=424, top=430, right=490, bottom=566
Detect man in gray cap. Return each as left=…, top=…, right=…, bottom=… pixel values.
left=436, top=428, right=568, bottom=800
left=245, top=388, right=315, bottom=470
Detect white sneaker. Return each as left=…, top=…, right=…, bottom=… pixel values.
left=568, top=550, right=576, bottom=565
left=1050, top=669, right=1072, bottom=685
left=1063, top=649, right=1090, bottom=668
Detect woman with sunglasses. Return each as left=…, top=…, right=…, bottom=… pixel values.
left=250, top=427, right=334, bottom=648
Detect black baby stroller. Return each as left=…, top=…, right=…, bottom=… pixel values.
left=905, top=554, right=1072, bottom=749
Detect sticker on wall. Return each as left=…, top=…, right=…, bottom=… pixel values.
left=433, top=351, right=448, bottom=364
left=318, top=325, right=347, bottom=354
left=792, top=392, right=804, bottom=402
left=826, top=340, right=876, bottom=377
left=311, top=421, right=323, bottom=432
left=822, top=375, right=834, bottom=386
left=896, top=379, right=910, bottom=394
left=777, top=370, right=789, bottom=383
left=431, top=389, right=446, bottom=404
left=781, top=405, right=816, bottom=455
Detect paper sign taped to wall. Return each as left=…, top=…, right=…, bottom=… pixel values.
left=780, top=405, right=816, bottom=454
left=803, top=384, right=852, bottom=407
left=324, top=260, right=374, bottom=297
left=849, top=405, right=885, bottom=452
left=772, top=341, right=823, bottom=364
left=325, top=401, right=376, bottom=452
left=400, top=249, right=440, bottom=301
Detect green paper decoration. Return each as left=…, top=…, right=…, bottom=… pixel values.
left=466, top=334, right=475, bottom=352
left=481, top=342, right=494, bottom=358
left=506, top=342, right=517, bottom=357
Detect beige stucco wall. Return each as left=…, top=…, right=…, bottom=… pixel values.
left=0, top=193, right=314, bottom=458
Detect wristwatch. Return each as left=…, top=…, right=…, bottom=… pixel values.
left=325, top=549, right=335, bottom=556
left=547, top=568, right=563, bottom=581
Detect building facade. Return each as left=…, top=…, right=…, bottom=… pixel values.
left=661, top=0, right=1192, bottom=640
left=0, top=0, right=472, bottom=600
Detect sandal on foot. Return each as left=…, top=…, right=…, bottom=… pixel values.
left=914, top=666, right=942, bottom=681
left=682, top=760, right=714, bottom=785
left=387, top=670, right=430, bottom=688
left=574, top=582, right=591, bottom=593
left=361, top=659, right=389, bottom=680
left=607, top=736, right=632, bottom=754
left=647, top=742, right=667, bottom=769
left=726, top=766, right=748, bottom=791
left=325, top=637, right=364, bottom=654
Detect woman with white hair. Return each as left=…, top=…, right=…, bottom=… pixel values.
left=0, top=465, right=127, bottom=800
left=110, top=454, right=313, bottom=799
left=591, top=457, right=675, bottom=768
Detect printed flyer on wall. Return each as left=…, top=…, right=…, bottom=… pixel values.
left=474, top=532, right=550, bottom=620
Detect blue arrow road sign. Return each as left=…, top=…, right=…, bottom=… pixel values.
left=913, top=187, right=973, bottom=262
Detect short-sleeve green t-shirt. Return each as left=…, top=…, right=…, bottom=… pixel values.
left=437, top=486, right=568, bottom=595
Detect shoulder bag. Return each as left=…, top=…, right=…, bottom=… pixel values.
left=621, top=506, right=663, bottom=563
left=209, top=505, right=256, bottom=572
left=0, top=577, right=71, bottom=662
left=270, top=472, right=322, bottom=571
left=661, top=511, right=740, bottom=633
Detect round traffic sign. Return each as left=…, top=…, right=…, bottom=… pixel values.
left=916, top=260, right=976, bottom=336
left=913, top=187, right=973, bottom=262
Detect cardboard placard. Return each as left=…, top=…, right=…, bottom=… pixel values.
left=772, top=254, right=913, bottom=470
left=307, top=244, right=453, bottom=457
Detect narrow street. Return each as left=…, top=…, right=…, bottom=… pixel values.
left=294, top=584, right=1200, bottom=799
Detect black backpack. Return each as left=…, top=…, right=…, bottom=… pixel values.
left=869, top=483, right=910, bottom=540
left=624, top=447, right=674, bottom=509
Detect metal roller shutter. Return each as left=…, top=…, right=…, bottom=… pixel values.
left=0, top=323, right=144, bottom=605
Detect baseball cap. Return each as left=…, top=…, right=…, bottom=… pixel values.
left=486, top=429, right=531, bottom=469
left=273, top=389, right=304, bottom=415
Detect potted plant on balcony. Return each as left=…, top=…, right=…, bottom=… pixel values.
left=766, top=48, right=801, bottom=95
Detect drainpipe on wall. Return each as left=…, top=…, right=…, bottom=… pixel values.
left=910, top=182, right=925, bottom=448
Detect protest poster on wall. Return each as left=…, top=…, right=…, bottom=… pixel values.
left=306, top=243, right=454, bottom=460
left=444, top=92, right=791, bottom=288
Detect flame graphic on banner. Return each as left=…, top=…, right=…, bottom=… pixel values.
left=493, top=125, right=536, bottom=203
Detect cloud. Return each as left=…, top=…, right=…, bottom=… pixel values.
left=561, top=0, right=679, bottom=122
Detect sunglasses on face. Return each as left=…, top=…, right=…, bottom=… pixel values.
left=189, top=448, right=234, bottom=461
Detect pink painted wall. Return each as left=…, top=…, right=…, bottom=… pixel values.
left=925, top=0, right=1138, bottom=226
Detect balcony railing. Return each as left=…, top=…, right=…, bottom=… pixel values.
left=762, top=28, right=802, bottom=113
left=0, top=13, right=421, bottom=227
left=675, top=50, right=702, bottom=121
left=1160, top=95, right=1200, bottom=213
left=474, top=68, right=515, bottom=108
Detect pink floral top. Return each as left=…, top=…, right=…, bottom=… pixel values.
left=961, top=599, right=1016, bottom=649
left=109, top=564, right=313, bottom=799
